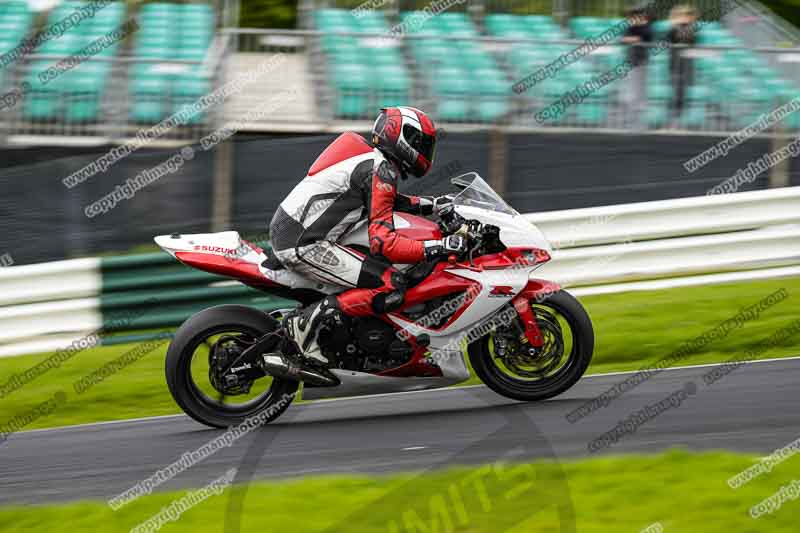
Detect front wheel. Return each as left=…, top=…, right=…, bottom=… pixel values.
left=468, top=290, right=594, bottom=402
left=165, top=305, right=299, bottom=428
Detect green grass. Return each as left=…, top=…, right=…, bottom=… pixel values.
left=1, top=277, right=799, bottom=431
left=1, top=449, right=799, bottom=532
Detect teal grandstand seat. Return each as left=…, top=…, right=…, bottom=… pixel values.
left=19, top=1, right=126, bottom=122
left=129, top=3, right=215, bottom=123
left=315, top=8, right=412, bottom=119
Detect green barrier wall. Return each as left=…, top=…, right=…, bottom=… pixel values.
left=99, top=252, right=295, bottom=341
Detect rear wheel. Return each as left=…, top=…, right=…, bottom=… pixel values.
left=468, top=290, right=594, bottom=402
left=165, top=305, right=298, bottom=428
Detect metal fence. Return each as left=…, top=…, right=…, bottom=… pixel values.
left=1, top=3, right=799, bottom=139
left=224, top=27, right=800, bottom=134
left=0, top=54, right=226, bottom=144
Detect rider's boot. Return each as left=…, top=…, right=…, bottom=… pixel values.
left=262, top=297, right=344, bottom=386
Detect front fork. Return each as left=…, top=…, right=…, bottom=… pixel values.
left=512, top=295, right=545, bottom=348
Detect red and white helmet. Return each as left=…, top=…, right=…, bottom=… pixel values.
left=371, top=106, right=437, bottom=178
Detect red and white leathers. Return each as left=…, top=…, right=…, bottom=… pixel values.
left=269, top=131, right=436, bottom=322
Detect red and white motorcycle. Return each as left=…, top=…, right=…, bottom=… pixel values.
left=155, top=173, right=594, bottom=428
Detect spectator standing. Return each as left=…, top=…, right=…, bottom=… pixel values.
left=667, top=5, right=698, bottom=128
left=621, top=6, right=654, bottom=130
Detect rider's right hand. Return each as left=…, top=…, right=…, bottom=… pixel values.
left=423, top=234, right=468, bottom=261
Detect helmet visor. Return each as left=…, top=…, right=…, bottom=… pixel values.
left=403, top=124, right=436, bottom=163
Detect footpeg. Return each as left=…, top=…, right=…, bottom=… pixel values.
left=260, top=354, right=340, bottom=387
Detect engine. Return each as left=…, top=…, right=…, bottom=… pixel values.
left=319, top=317, right=414, bottom=372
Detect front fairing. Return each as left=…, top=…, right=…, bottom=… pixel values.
left=455, top=205, right=553, bottom=254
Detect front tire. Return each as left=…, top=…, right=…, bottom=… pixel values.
left=165, top=305, right=298, bottom=428
left=468, top=290, right=594, bottom=402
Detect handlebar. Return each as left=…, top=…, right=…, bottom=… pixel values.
left=442, top=217, right=504, bottom=263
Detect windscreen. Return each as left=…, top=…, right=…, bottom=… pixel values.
left=451, top=173, right=518, bottom=216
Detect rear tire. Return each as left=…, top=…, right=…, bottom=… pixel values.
left=165, top=305, right=298, bottom=428
left=468, top=290, right=594, bottom=402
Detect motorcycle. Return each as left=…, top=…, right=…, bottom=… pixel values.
left=155, top=173, right=594, bottom=428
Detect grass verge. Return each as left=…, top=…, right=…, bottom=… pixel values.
left=0, top=277, right=798, bottom=431
left=0, top=449, right=798, bottom=532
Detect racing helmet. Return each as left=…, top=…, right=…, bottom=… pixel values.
left=371, top=106, right=437, bottom=178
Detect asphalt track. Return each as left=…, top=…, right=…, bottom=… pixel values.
left=2, top=357, right=799, bottom=506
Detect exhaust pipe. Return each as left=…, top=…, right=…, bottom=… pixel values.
left=260, top=354, right=340, bottom=387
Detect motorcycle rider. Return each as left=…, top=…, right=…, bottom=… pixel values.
left=269, top=106, right=466, bottom=376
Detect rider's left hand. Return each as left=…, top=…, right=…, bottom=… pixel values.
left=432, top=195, right=455, bottom=217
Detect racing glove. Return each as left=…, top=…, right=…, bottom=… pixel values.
left=423, top=234, right=467, bottom=261
left=419, top=195, right=455, bottom=217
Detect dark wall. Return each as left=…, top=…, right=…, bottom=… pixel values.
left=0, top=130, right=785, bottom=265
left=0, top=144, right=214, bottom=264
